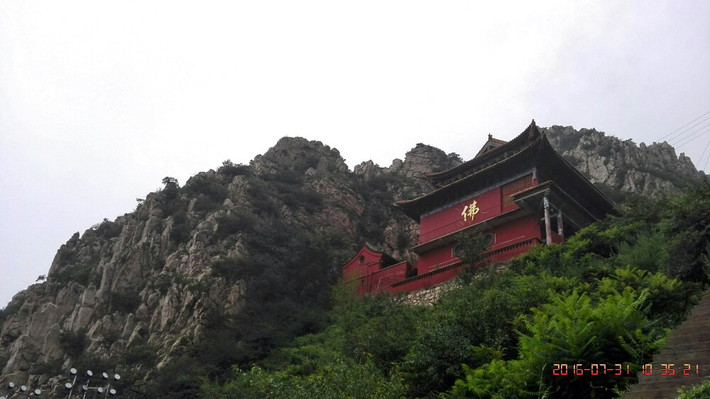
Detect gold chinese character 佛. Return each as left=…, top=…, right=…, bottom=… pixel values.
left=461, top=200, right=480, bottom=222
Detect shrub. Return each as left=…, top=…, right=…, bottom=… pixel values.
left=455, top=231, right=495, bottom=283
left=215, top=212, right=255, bottom=239
left=660, top=181, right=710, bottom=283
left=0, top=295, right=24, bottom=325
left=272, top=181, right=323, bottom=212
left=677, top=380, right=710, bottom=399
left=50, top=263, right=95, bottom=286
left=143, top=354, right=208, bottom=399
left=402, top=270, right=572, bottom=396
left=102, top=330, right=121, bottom=348
left=122, top=343, right=158, bottom=367
left=150, top=274, right=173, bottom=295
left=193, top=196, right=221, bottom=213
left=202, top=358, right=406, bottom=399
left=73, top=353, right=116, bottom=380
left=30, top=357, right=63, bottom=375
left=111, top=290, right=142, bottom=314
left=451, top=359, right=531, bottom=399
left=0, top=354, right=8, bottom=372
left=211, top=257, right=247, bottom=283
left=452, top=289, right=666, bottom=399
left=264, top=170, right=303, bottom=185
left=218, top=160, right=251, bottom=178
left=247, top=179, right=280, bottom=216
left=169, top=211, right=191, bottom=245
left=95, top=219, right=123, bottom=239
left=184, top=174, right=228, bottom=206
left=59, top=328, right=89, bottom=359
left=515, top=289, right=666, bottom=398
left=616, top=232, right=669, bottom=273
left=596, top=266, right=698, bottom=327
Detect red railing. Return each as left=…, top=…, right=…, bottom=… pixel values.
left=346, top=238, right=542, bottom=295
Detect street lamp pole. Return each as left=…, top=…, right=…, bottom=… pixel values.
left=64, top=368, right=119, bottom=399
left=0, top=382, right=41, bottom=398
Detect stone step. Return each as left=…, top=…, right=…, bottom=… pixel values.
left=656, top=352, right=710, bottom=366
left=685, top=311, right=710, bottom=321
left=653, top=341, right=710, bottom=363
left=623, top=289, right=710, bottom=399
left=630, top=378, right=706, bottom=390
left=624, top=378, right=705, bottom=399
left=665, top=327, right=710, bottom=346
left=669, top=317, right=710, bottom=331
left=681, top=302, right=710, bottom=314
left=676, top=301, right=710, bottom=316
left=675, top=306, right=710, bottom=319
left=658, top=337, right=710, bottom=353
left=626, top=373, right=708, bottom=394
left=689, top=302, right=710, bottom=314
left=686, top=303, right=710, bottom=315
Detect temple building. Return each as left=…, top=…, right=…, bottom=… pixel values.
left=342, top=120, right=614, bottom=295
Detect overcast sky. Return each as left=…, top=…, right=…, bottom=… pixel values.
left=1, top=1, right=709, bottom=308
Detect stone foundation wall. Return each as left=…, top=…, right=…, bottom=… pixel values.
left=403, top=281, right=458, bottom=306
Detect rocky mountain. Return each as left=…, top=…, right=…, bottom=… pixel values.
left=544, top=125, right=705, bottom=200
left=0, top=127, right=704, bottom=397
left=0, top=138, right=459, bottom=397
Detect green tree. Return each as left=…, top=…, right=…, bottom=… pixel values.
left=162, top=176, right=179, bottom=189
left=454, top=231, right=494, bottom=283
left=454, top=289, right=667, bottom=398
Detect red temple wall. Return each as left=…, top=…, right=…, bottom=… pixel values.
left=388, top=265, right=461, bottom=293
left=489, top=215, right=540, bottom=248
left=501, top=174, right=536, bottom=212
left=418, top=174, right=537, bottom=244
left=342, top=246, right=385, bottom=283
left=415, top=245, right=458, bottom=274
left=414, top=215, right=540, bottom=271
left=358, top=262, right=408, bottom=295
left=344, top=215, right=543, bottom=295
left=343, top=174, right=541, bottom=295
left=419, top=188, right=502, bottom=244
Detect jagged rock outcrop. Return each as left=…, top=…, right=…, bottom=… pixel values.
left=0, top=129, right=704, bottom=396
left=390, top=143, right=462, bottom=178
left=251, top=137, right=349, bottom=177
left=352, top=143, right=461, bottom=261
left=545, top=126, right=706, bottom=199
left=0, top=136, right=456, bottom=396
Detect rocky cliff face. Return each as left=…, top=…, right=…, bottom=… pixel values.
left=544, top=126, right=705, bottom=200
left=0, top=137, right=457, bottom=397
left=0, top=129, right=703, bottom=396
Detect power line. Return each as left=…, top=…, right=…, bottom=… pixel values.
left=668, top=117, right=710, bottom=145
left=698, top=139, right=710, bottom=172
left=657, top=109, right=710, bottom=141
left=671, top=123, right=710, bottom=148
left=665, top=114, right=710, bottom=144
left=669, top=122, right=710, bottom=145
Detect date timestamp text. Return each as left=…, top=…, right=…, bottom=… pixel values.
left=552, top=363, right=700, bottom=376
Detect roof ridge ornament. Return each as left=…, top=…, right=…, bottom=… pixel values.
left=527, top=119, right=540, bottom=139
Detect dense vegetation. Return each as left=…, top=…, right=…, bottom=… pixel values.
left=2, top=137, right=705, bottom=398
left=10, top=151, right=419, bottom=398
left=133, top=164, right=360, bottom=398
left=202, top=182, right=709, bottom=398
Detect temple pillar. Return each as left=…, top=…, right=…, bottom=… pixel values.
left=557, top=211, right=564, bottom=241
left=543, top=196, right=552, bottom=245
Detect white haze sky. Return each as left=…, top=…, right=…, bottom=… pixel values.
left=1, top=1, right=709, bottom=308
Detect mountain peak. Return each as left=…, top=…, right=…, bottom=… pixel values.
left=250, top=136, right=349, bottom=177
